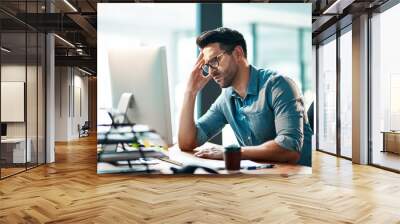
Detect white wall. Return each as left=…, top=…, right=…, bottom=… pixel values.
left=1, top=64, right=46, bottom=163
left=55, top=67, right=89, bottom=141
left=1, top=65, right=31, bottom=138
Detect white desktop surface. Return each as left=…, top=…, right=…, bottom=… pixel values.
left=97, top=142, right=312, bottom=175
left=1, top=137, right=32, bottom=163
left=166, top=143, right=312, bottom=175
left=1, top=138, right=26, bottom=143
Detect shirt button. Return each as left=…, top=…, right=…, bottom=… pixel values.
left=248, top=136, right=251, bottom=140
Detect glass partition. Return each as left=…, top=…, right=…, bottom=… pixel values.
left=38, top=31, right=45, bottom=165
left=317, top=37, right=337, bottom=154
left=1, top=30, right=28, bottom=177
left=0, top=1, right=46, bottom=179
left=371, top=4, right=400, bottom=171
left=339, top=29, right=352, bottom=158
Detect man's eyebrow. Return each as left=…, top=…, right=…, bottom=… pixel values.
left=206, top=54, right=219, bottom=62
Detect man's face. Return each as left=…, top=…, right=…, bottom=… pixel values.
left=202, top=43, right=238, bottom=88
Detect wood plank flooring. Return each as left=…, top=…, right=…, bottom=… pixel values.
left=372, top=151, right=400, bottom=171
left=0, top=135, right=400, bottom=223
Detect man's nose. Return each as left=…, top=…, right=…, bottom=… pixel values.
left=209, top=68, right=218, bottom=76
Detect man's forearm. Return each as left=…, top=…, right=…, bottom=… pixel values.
left=241, top=140, right=300, bottom=164
left=178, top=91, right=198, bottom=151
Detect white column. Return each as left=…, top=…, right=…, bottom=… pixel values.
left=45, top=1, right=55, bottom=163
left=46, top=33, right=55, bottom=163
left=352, top=14, right=369, bottom=164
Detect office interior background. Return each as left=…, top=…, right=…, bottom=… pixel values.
left=314, top=0, right=400, bottom=172
left=0, top=0, right=399, bottom=223
left=0, top=0, right=97, bottom=179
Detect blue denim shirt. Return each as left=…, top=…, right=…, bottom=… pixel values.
left=195, top=65, right=312, bottom=166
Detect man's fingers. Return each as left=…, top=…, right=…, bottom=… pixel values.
left=194, top=151, right=202, bottom=156
left=192, top=59, right=204, bottom=76
left=196, top=58, right=205, bottom=69
left=194, top=149, right=212, bottom=158
left=196, top=52, right=203, bottom=61
left=194, top=149, right=206, bottom=156
left=195, top=52, right=204, bottom=64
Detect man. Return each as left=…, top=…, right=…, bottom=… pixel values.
left=178, top=27, right=312, bottom=166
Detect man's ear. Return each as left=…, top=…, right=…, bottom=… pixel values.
left=233, top=46, right=244, bottom=60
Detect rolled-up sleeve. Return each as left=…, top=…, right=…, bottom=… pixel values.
left=269, top=75, right=304, bottom=152
left=195, top=95, right=227, bottom=146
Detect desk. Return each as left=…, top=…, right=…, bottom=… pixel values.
left=97, top=143, right=311, bottom=175
left=381, top=131, right=400, bottom=154
left=1, top=138, right=31, bottom=164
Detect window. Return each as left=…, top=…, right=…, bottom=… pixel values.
left=317, top=37, right=337, bottom=154
left=371, top=3, right=400, bottom=171
left=339, top=29, right=352, bottom=158
left=0, top=1, right=46, bottom=179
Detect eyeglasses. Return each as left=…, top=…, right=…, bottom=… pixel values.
left=201, top=51, right=227, bottom=75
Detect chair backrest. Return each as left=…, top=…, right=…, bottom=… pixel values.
left=114, top=93, right=134, bottom=124
left=82, top=121, right=90, bottom=129
left=307, top=101, right=314, bottom=134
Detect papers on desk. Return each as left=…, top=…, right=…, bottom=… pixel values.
left=97, top=124, right=166, bottom=147
left=98, top=148, right=167, bottom=163
left=97, top=162, right=155, bottom=174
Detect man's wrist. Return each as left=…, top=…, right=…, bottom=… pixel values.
left=185, top=89, right=198, bottom=98
left=240, top=147, right=248, bottom=160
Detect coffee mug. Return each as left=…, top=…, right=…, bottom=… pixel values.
left=223, top=145, right=241, bottom=172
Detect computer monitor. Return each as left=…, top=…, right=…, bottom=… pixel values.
left=107, top=46, right=173, bottom=146
left=1, top=123, right=7, bottom=138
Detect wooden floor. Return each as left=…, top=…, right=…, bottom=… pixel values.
left=1, top=135, right=400, bottom=223
left=1, top=167, right=26, bottom=178
left=372, top=150, right=400, bottom=171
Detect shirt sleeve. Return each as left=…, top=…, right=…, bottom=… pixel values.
left=269, top=75, right=305, bottom=152
left=195, top=94, right=227, bottom=146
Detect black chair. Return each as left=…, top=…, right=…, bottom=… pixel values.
left=297, top=102, right=314, bottom=167
left=79, top=121, right=90, bottom=138
left=307, top=102, right=314, bottom=134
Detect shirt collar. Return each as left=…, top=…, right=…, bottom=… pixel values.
left=230, top=65, right=259, bottom=98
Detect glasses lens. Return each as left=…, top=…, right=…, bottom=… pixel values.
left=209, top=58, right=218, bottom=68
left=202, top=64, right=209, bottom=76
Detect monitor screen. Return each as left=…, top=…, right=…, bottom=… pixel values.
left=107, top=46, right=173, bottom=146
left=1, top=123, right=7, bottom=137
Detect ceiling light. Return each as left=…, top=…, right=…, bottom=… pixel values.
left=78, top=67, right=92, bottom=76
left=323, top=0, right=354, bottom=15
left=54, top=34, right=75, bottom=48
left=1, top=47, right=11, bottom=53
left=63, top=0, right=78, bottom=12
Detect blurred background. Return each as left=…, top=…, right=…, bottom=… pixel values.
left=97, top=3, right=312, bottom=146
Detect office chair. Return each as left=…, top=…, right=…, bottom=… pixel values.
left=78, top=121, right=90, bottom=138
left=297, top=101, right=314, bottom=167
left=108, top=92, right=134, bottom=125
left=307, top=101, right=314, bottom=134
left=103, top=92, right=135, bottom=152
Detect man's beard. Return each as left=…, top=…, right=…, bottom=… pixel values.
left=220, top=68, right=236, bottom=88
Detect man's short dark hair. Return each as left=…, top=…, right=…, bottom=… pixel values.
left=196, top=27, right=247, bottom=58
